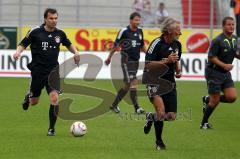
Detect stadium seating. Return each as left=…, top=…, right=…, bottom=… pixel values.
left=0, top=0, right=229, bottom=28
left=0, top=0, right=183, bottom=27
left=182, top=0, right=217, bottom=28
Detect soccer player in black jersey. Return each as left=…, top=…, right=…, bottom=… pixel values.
left=13, top=8, right=80, bottom=136
left=105, top=12, right=146, bottom=114
left=201, top=17, right=240, bottom=129
left=143, top=18, right=182, bottom=150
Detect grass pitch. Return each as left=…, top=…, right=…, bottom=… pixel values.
left=1, top=78, right=240, bottom=159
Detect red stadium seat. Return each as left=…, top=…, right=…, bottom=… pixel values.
left=182, top=0, right=217, bottom=28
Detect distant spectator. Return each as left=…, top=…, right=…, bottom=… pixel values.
left=133, top=0, right=144, bottom=12
left=133, top=0, right=151, bottom=13
left=142, top=0, right=154, bottom=26
left=155, top=2, right=169, bottom=26
left=143, top=0, right=151, bottom=13
left=133, top=0, right=154, bottom=26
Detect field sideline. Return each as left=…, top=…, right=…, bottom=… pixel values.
left=0, top=78, right=240, bottom=159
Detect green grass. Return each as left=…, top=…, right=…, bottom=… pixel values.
left=1, top=78, right=240, bottom=159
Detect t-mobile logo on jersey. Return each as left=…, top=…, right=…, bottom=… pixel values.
left=132, top=40, right=137, bottom=47
left=42, top=42, right=48, bottom=50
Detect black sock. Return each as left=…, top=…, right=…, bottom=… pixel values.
left=49, top=104, right=59, bottom=130
left=130, top=88, right=139, bottom=109
left=154, top=121, right=164, bottom=142
left=112, top=88, right=128, bottom=107
left=220, top=95, right=228, bottom=103
left=201, top=105, right=215, bottom=125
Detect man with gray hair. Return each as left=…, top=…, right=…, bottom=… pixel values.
left=142, top=17, right=182, bottom=150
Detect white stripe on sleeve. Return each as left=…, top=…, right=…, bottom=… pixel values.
left=148, top=38, right=161, bottom=54
left=117, top=28, right=127, bottom=39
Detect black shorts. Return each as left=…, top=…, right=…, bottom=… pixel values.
left=146, top=84, right=177, bottom=113
left=29, top=68, right=60, bottom=98
left=121, top=60, right=139, bottom=83
left=205, top=67, right=234, bottom=94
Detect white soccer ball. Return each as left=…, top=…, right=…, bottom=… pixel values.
left=70, top=121, right=87, bottom=137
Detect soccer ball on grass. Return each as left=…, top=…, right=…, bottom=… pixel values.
left=70, top=121, right=87, bottom=137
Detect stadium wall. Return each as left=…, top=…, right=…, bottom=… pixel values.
left=1, top=50, right=240, bottom=81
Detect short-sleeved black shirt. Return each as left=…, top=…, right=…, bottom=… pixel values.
left=114, top=25, right=144, bottom=61
left=207, top=33, right=238, bottom=72
left=145, top=35, right=182, bottom=82
left=19, top=24, right=71, bottom=73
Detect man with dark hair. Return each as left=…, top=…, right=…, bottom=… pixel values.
left=143, top=17, right=182, bottom=150
left=105, top=12, right=146, bottom=114
left=201, top=16, right=240, bottom=129
left=44, top=8, right=58, bottom=19
left=13, top=8, right=80, bottom=136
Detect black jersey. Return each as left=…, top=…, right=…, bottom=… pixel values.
left=19, top=24, right=71, bottom=73
left=207, top=33, right=238, bottom=73
left=145, top=35, right=182, bottom=82
left=114, top=25, right=144, bottom=61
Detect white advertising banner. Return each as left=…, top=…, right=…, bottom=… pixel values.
left=0, top=50, right=239, bottom=81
